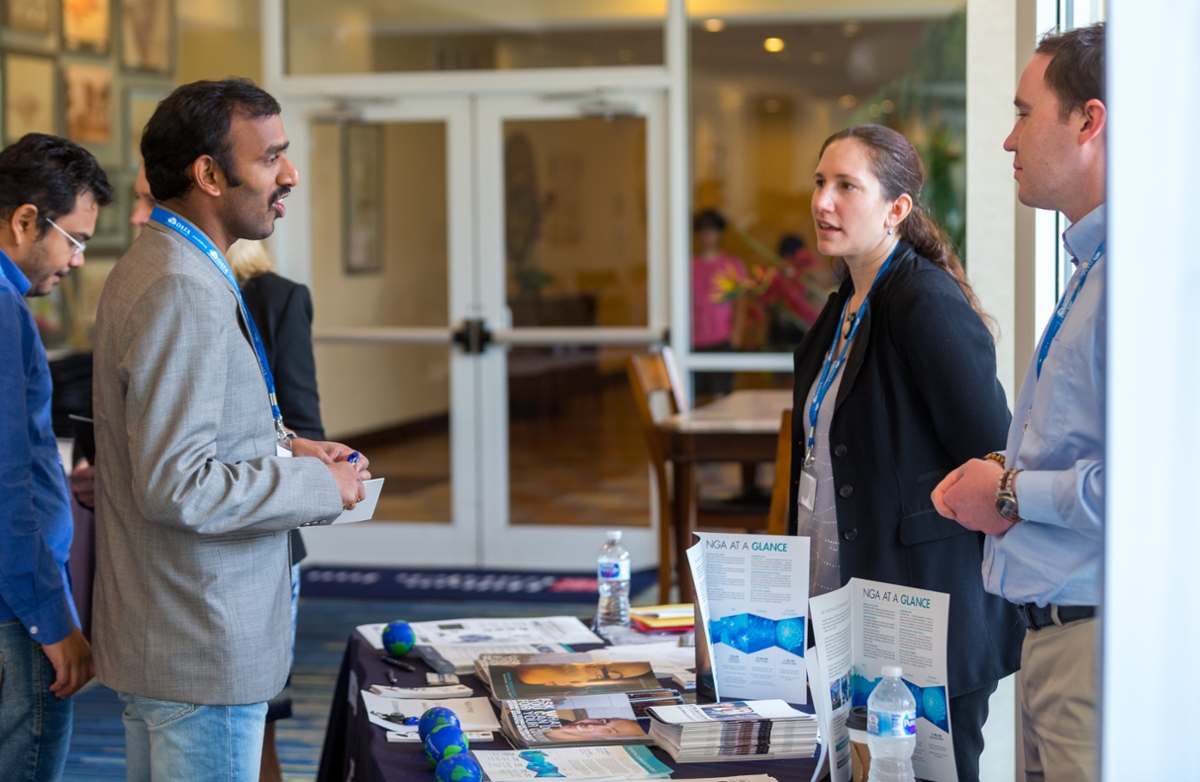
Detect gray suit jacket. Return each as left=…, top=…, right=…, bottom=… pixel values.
left=91, top=215, right=342, bottom=705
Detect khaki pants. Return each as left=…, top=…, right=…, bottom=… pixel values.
left=1021, top=617, right=1097, bottom=782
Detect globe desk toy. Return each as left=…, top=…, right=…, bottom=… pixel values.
left=425, top=724, right=469, bottom=766
left=436, top=755, right=483, bottom=782
left=382, top=621, right=416, bottom=656
left=419, top=706, right=461, bottom=742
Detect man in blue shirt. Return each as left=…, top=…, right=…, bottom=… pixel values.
left=0, top=134, right=114, bottom=781
left=932, top=25, right=1106, bottom=782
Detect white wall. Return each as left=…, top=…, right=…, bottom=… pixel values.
left=1104, top=1, right=1200, bottom=777
left=965, top=1, right=1020, bottom=779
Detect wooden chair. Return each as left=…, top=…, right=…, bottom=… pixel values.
left=766, top=408, right=793, bottom=536
left=627, top=350, right=771, bottom=601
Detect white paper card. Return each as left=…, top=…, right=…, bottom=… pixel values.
left=331, top=478, right=384, bottom=524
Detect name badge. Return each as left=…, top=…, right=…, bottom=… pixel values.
left=276, top=441, right=293, bottom=458
left=798, top=470, right=817, bottom=512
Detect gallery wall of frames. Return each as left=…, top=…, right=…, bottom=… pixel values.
left=3, top=0, right=176, bottom=354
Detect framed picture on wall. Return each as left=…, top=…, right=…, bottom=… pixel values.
left=4, top=53, right=57, bottom=144
left=62, top=0, right=111, bottom=54
left=126, top=86, right=166, bottom=168
left=65, top=62, right=113, bottom=144
left=8, top=0, right=53, bottom=34
left=121, top=0, right=171, bottom=72
left=89, top=176, right=127, bottom=249
left=342, top=122, right=384, bottom=274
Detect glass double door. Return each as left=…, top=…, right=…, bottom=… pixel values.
left=279, top=93, right=664, bottom=571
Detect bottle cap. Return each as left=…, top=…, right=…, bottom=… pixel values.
left=881, top=665, right=903, bottom=678
left=606, top=530, right=622, bottom=541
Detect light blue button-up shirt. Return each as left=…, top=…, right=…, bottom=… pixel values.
left=982, top=205, right=1105, bottom=607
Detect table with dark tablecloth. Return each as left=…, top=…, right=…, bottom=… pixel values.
left=317, top=631, right=822, bottom=782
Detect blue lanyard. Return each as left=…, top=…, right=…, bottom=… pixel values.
left=804, top=247, right=897, bottom=467
left=1036, top=241, right=1104, bottom=378
left=151, top=207, right=290, bottom=442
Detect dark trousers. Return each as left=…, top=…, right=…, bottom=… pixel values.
left=947, top=680, right=999, bottom=782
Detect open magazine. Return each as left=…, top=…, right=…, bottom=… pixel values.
left=472, top=745, right=672, bottom=782
left=500, top=694, right=653, bottom=748
left=488, top=661, right=661, bottom=700
left=687, top=533, right=811, bottom=704
left=808, top=578, right=957, bottom=782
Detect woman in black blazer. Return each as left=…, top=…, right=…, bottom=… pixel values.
left=789, top=125, right=1022, bottom=782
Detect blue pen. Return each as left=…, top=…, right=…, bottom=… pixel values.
left=348, top=452, right=360, bottom=465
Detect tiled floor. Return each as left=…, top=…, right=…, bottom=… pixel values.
left=355, top=379, right=657, bottom=528
left=358, top=378, right=762, bottom=530
left=64, top=598, right=601, bottom=782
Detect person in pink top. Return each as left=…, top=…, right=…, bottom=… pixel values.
left=691, top=209, right=746, bottom=350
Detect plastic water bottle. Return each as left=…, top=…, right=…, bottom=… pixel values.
left=596, top=530, right=631, bottom=629
left=866, top=665, right=917, bottom=782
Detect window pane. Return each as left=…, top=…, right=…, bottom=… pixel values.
left=689, top=7, right=967, bottom=355
left=503, top=114, right=652, bottom=527
left=287, top=0, right=665, bottom=75
left=310, top=120, right=453, bottom=523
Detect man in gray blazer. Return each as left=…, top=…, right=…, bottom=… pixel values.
left=91, top=79, right=368, bottom=782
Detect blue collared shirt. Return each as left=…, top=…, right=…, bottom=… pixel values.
left=982, top=205, right=1106, bottom=607
left=0, top=249, right=79, bottom=644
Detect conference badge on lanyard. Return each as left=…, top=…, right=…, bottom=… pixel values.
left=149, top=207, right=293, bottom=447
left=799, top=247, right=897, bottom=512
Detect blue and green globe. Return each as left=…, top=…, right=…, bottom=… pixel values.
left=419, top=706, right=461, bottom=742
left=436, top=755, right=483, bottom=782
left=382, top=621, right=415, bottom=656
left=425, top=724, right=469, bottom=766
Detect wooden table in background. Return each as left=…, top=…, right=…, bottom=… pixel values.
left=657, top=390, right=792, bottom=602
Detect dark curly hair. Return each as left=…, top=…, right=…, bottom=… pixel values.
left=142, top=78, right=281, bottom=202
left=819, top=124, right=992, bottom=331
left=0, top=134, right=114, bottom=235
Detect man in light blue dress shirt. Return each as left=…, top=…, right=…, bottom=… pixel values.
left=932, top=24, right=1106, bottom=782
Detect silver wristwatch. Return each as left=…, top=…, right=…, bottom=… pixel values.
left=995, top=468, right=1022, bottom=523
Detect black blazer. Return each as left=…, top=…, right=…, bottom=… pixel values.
left=242, top=271, right=324, bottom=565
left=788, top=242, right=1022, bottom=697
left=241, top=272, right=325, bottom=441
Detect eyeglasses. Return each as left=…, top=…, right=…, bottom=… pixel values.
left=46, top=218, right=87, bottom=257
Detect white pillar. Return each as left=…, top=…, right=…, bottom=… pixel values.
left=966, top=2, right=1023, bottom=780
left=1104, top=1, right=1200, bottom=778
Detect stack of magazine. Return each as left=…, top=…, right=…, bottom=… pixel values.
left=479, top=656, right=684, bottom=749
left=500, top=694, right=655, bottom=748
left=646, top=700, right=819, bottom=762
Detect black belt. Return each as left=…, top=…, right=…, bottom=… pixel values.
left=1016, top=603, right=1095, bottom=631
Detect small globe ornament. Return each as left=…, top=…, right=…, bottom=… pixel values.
left=436, top=754, right=483, bottom=782
left=425, top=724, right=469, bottom=766
left=382, top=621, right=415, bottom=656
left=419, top=707, right=461, bottom=742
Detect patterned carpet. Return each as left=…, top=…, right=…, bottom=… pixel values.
left=63, top=597, right=598, bottom=782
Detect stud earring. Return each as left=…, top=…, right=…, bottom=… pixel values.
left=887, top=227, right=893, bottom=236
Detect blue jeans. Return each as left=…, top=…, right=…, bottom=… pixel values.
left=0, top=620, right=73, bottom=782
left=120, top=692, right=268, bottom=782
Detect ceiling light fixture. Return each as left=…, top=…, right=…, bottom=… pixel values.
left=764, top=37, right=785, bottom=53
left=704, top=18, right=724, bottom=32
